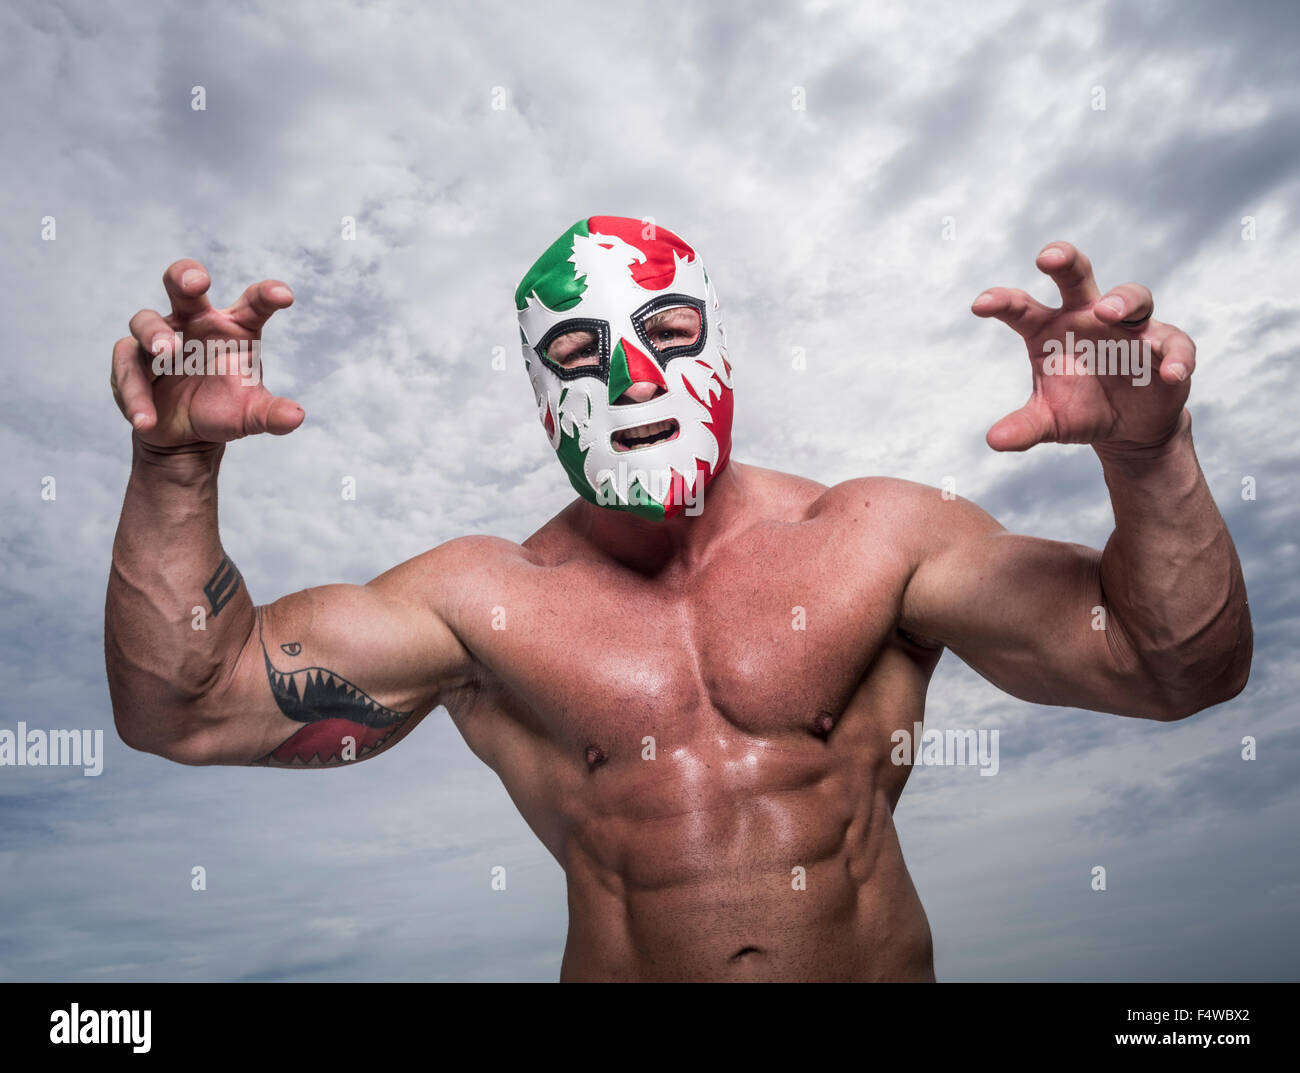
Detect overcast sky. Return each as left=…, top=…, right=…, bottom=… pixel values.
left=1, top=0, right=1296, bottom=982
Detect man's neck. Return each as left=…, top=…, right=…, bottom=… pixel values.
left=572, top=459, right=750, bottom=577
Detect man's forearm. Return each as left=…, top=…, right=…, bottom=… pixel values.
left=1094, top=409, right=1252, bottom=714
left=105, top=438, right=255, bottom=754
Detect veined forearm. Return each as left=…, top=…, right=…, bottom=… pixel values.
left=1095, top=409, right=1252, bottom=709
left=105, top=439, right=255, bottom=751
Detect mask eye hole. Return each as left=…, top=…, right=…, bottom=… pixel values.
left=641, top=306, right=701, bottom=352
left=545, top=328, right=601, bottom=369
left=535, top=319, right=609, bottom=380
left=632, top=295, right=707, bottom=361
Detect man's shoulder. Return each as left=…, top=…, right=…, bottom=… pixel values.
left=804, top=474, right=1003, bottom=559
left=720, top=462, right=974, bottom=535
left=806, top=474, right=944, bottom=523
left=372, top=533, right=542, bottom=592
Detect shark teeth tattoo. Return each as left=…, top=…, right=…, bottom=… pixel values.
left=262, top=656, right=408, bottom=728
left=254, top=612, right=414, bottom=767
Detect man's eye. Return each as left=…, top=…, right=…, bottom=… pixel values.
left=646, top=309, right=699, bottom=348
left=657, top=327, right=686, bottom=342
left=549, top=337, right=598, bottom=365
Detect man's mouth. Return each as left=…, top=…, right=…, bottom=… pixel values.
left=612, top=419, right=680, bottom=452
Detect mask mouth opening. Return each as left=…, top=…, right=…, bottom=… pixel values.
left=611, top=418, right=680, bottom=452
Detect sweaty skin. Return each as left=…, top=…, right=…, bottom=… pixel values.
left=106, top=247, right=1252, bottom=982
left=450, top=464, right=941, bottom=981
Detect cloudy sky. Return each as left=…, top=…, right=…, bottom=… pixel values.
left=1, top=0, right=1296, bottom=982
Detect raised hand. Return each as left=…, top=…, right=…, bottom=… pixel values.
left=110, top=259, right=304, bottom=448
left=972, top=242, right=1195, bottom=453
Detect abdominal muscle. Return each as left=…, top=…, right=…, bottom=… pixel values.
left=553, top=735, right=935, bottom=982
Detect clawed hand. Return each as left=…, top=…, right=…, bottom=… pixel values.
left=111, top=259, right=303, bottom=448
left=972, top=242, right=1195, bottom=453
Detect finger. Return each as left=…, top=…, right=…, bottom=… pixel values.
left=128, top=308, right=179, bottom=361
left=971, top=286, right=1055, bottom=338
left=162, top=259, right=214, bottom=320
left=228, top=279, right=294, bottom=333
left=1154, top=327, right=1196, bottom=384
left=987, top=394, right=1056, bottom=452
left=1093, top=282, right=1154, bottom=329
left=1036, top=242, right=1101, bottom=310
left=111, top=336, right=156, bottom=429
left=244, top=390, right=305, bottom=437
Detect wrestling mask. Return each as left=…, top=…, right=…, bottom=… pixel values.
left=514, top=216, right=734, bottom=521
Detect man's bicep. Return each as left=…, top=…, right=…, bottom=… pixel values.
left=900, top=501, right=1139, bottom=710
left=199, top=558, right=476, bottom=767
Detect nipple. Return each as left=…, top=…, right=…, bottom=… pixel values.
left=810, top=710, right=837, bottom=741
left=585, top=744, right=608, bottom=771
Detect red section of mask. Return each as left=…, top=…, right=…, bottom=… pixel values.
left=588, top=216, right=696, bottom=290
left=620, top=337, right=668, bottom=389
left=660, top=368, right=734, bottom=520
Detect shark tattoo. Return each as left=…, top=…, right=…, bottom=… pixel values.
left=251, top=609, right=413, bottom=767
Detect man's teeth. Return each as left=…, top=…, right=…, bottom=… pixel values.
left=614, top=420, right=678, bottom=449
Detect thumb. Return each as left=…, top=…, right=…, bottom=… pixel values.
left=986, top=394, right=1054, bottom=452
left=246, top=390, right=306, bottom=436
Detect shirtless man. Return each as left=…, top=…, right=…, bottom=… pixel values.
left=105, top=216, right=1252, bottom=981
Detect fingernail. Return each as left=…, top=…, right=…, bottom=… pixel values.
left=271, top=285, right=293, bottom=302
left=150, top=333, right=171, bottom=354
left=181, top=269, right=206, bottom=288
left=132, top=413, right=147, bottom=429
left=1098, top=296, right=1125, bottom=315
left=1167, top=362, right=1188, bottom=382
left=1038, top=246, right=1064, bottom=262
left=974, top=291, right=995, bottom=306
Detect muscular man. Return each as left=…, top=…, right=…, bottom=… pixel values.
left=106, top=217, right=1252, bottom=981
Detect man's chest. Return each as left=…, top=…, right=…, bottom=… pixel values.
left=468, top=530, right=911, bottom=757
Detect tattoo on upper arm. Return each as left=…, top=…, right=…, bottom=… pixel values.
left=203, top=554, right=242, bottom=617
left=250, top=609, right=414, bottom=768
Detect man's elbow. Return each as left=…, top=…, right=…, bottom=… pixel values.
left=113, top=705, right=224, bottom=766
left=1150, top=641, right=1253, bottom=722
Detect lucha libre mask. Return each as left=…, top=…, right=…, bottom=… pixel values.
left=514, top=216, right=734, bottom=521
